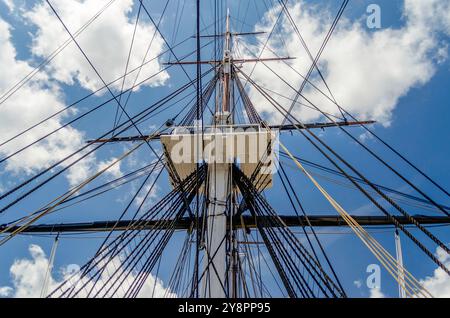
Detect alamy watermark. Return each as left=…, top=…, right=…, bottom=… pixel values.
left=366, top=4, right=382, bottom=29
left=366, top=263, right=381, bottom=289
left=166, top=124, right=280, bottom=175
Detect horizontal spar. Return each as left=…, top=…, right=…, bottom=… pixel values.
left=86, top=120, right=375, bottom=144
left=270, top=120, right=376, bottom=131
left=1, top=215, right=449, bottom=233
left=192, top=31, right=267, bottom=38
left=163, top=57, right=296, bottom=65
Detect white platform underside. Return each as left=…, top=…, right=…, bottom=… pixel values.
left=161, top=130, right=276, bottom=190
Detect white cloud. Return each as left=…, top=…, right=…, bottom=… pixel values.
left=56, top=252, right=177, bottom=298
left=114, top=158, right=162, bottom=208
left=64, top=151, right=125, bottom=188
left=5, top=244, right=55, bottom=298
left=0, top=244, right=175, bottom=298
left=2, top=0, right=14, bottom=12
left=25, top=0, right=169, bottom=93
left=134, top=180, right=160, bottom=211
left=405, top=0, right=450, bottom=35
left=0, top=18, right=86, bottom=178
left=240, top=0, right=450, bottom=125
left=369, top=287, right=385, bottom=298
left=0, top=286, right=13, bottom=297
left=97, top=156, right=124, bottom=179
left=419, top=246, right=450, bottom=298
left=0, top=14, right=128, bottom=189
left=366, top=246, right=450, bottom=299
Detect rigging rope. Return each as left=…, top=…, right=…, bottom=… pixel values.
left=0, top=68, right=213, bottom=215
left=236, top=67, right=450, bottom=274
left=0, top=127, right=165, bottom=246
left=280, top=143, right=433, bottom=298
left=50, top=165, right=207, bottom=298
left=0, top=0, right=118, bottom=107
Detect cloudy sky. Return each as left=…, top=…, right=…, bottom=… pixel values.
left=0, top=0, right=449, bottom=298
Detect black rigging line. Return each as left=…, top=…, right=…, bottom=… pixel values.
left=240, top=49, right=450, bottom=218
left=238, top=44, right=449, bottom=211
left=151, top=252, right=163, bottom=297
left=88, top=186, right=194, bottom=296
left=275, top=2, right=450, bottom=200
left=45, top=0, right=162, bottom=164
left=109, top=167, right=207, bottom=298
left=280, top=0, right=349, bottom=124
left=189, top=233, right=230, bottom=298
left=235, top=38, right=345, bottom=121
left=274, top=2, right=449, bottom=202
left=104, top=191, right=192, bottom=298
left=8, top=7, right=221, bottom=178
left=343, top=105, right=450, bottom=199
left=35, top=56, right=209, bottom=290
left=170, top=0, right=186, bottom=59
left=3, top=160, right=164, bottom=227
left=138, top=0, right=195, bottom=87
left=92, top=200, right=186, bottom=297
left=0, top=96, right=163, bottom=212
left=50, top=165, right=206, bottom=298
left=0, top=68, right=213, bottom=214
left=278, top=162, right=346, bottom=295
left=232, top=1, right=286, bottom=109
left=236, top=32, right=443, bottom=205
left=163, top=144, right=196, bottom=220
left=165, top=232, right=191, bottom=296
left=235, top=74, right=262, bottom=124
left=194, top=0, right=201, bottom=299
left=237, top=68, right=450, bottom=275
left=0, top=0, right=117, bottom=107
left=279, top=152, right=450, bottom=212
left=234, top=165, right=345, bottom=298
left=315, top=116, right=450, bottom=217
left=264, top=0, right=290, bottom=54
left=112, top=2, right=143, bottom=134
left=92, top=176, right=165, bottom=297
left=247, top=174, right=343, bottom=297
left=0, top=64, right=171, bottom=165
left=0, top=30, right=215, bottom=150
left=115, top=163, right=207, bottom=296
left=236, top=150, right=329, bottom=298
left=114, top=0, right=172, bottom=129
left=82, top=154, right=166, bottom=297
left=8, top=0, right=447, bottom=299
left=181, top=73, right=219, bottom=126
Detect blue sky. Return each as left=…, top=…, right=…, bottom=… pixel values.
left=0, top=0, right=449, bottom=298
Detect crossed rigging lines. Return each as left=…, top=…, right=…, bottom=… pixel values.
left=0, top=0, right=448, bottom=298
left=234, top=165, right=346, bottom=298
left=236, top=66, right=450, bottom=276
left=49, top=166, right=207, bottom=298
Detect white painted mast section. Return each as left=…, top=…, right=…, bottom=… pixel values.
left=201, top=9, right=232, bottom=298
left=395, top=229, right=407, bottom=298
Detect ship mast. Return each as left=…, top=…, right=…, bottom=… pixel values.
left=201, top=9, right=232, bottom=298
left=6, top=0, right=449, bottom=300
left=222, top=8, right=231, bottom=113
